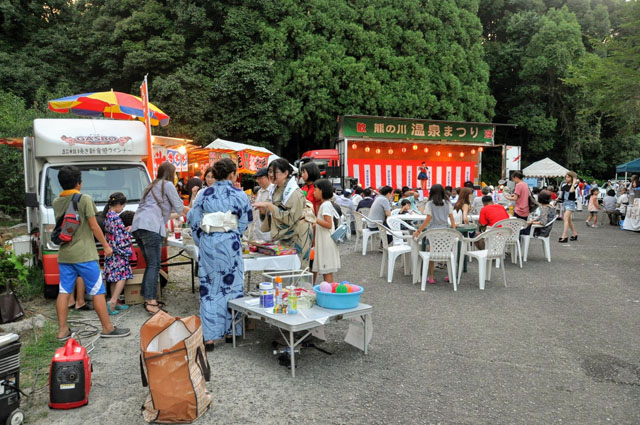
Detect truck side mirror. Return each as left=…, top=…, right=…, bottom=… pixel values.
left=25, top=192, right=38, bottom=208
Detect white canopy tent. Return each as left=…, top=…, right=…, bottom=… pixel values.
left=203, top=138, right=273, bottom=155
left=201, top=138, right=298, bottom=173
left=523, top=157, right=569, bottom=178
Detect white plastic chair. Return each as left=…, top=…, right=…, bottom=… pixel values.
left=491, top=218, right=526, bottom=268
left=390, top=208, right=401, bottom=215
left=414, top=229, right=460, bottom=291
left=387, top=216, right=416, bottom=243
left=353, top=210, right=379, bottom=255
left=375, top=223, right=412, bottom=283
left=521, top=216, right=557, bottom=262
left=458, top=227, right=512, bottom=290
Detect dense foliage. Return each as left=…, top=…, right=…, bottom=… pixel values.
left=0, top=0, right=494, bottom=158
left=479, top=0, right=639, bottom=174
left=0, top=0, right=638, bottom=199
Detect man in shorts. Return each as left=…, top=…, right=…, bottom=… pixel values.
left=53, top=166, right=130, bottom=340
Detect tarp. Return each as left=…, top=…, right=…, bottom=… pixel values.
left=203, top=138, right=273, bottom=156
left=523, top=157, right=569, bottom=178
left=615, top=158, right=640, bottom=173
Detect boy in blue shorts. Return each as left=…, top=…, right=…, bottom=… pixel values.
left=53, top=166, right=130, bottom=340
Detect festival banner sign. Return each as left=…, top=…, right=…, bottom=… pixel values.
left=341, top=116, right=495, bottom=144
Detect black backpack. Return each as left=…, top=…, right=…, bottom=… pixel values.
left=51, top=194, right=82, bottom=245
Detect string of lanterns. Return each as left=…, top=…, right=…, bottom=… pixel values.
left=352, top=143, right=484, bottom=156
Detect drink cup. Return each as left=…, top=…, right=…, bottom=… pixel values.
left=174, top=230, right=182, bottom=239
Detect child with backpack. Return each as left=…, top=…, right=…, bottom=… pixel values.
left=52, top=166, right=130, bottom=340
left=312, top=179, right=341, bottom=283
left=101, top=192, right=134, bottom=314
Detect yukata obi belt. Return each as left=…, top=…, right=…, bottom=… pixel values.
left=200, top=211, right=238, bottom=233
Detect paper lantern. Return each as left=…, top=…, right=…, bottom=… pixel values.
left=375, top=148, right=381, bottom=154
left=459, top=152, right=465, bottom=157
left=402, top=147, right=407, bottom=153
left=412, top=145, right=418, bottom=151
left=388, top=149, right=394, bottom=155
left=352, top=143, right=357, bottom=150
left=423, top=147, right=429, bottom=153
left=471, top=149, right=476, bottom=155
left=436, top=151, right=441, bottom=156
left=447, top=152, right=453, bottom=158
left=478, top=147, right=484, bottom=152
left=365, top=146, right=370, bottom=152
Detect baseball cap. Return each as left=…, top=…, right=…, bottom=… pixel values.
left=255, top=168, right=268, bottom=178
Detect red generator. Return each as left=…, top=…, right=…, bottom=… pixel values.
left=49, top=338, right=92, bottom=409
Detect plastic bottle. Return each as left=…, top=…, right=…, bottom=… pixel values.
left=274, top=276, right=283, bottom=310
left=508, top=204, right=514, bottom=216
left=288, top=287, right=298, bottom=314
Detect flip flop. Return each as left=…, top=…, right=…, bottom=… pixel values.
left=74, top=304, right=90, bottom=311
left=115, top=303, right=129, bottom=310
left=57, top=328, right=77, bottom=342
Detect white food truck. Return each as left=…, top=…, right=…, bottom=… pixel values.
left=23, top=119, right=157, bottom=298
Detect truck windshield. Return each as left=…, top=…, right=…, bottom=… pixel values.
left=44, top=164, right=150, bottom=206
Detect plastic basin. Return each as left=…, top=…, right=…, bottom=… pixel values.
left=313, top=285, right=364, bottom=310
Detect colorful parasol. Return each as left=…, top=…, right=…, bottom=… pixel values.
left=48, top=90, right=170, bottom=127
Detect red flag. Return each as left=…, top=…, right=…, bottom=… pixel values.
left=140, top=75, right=155, bottom=179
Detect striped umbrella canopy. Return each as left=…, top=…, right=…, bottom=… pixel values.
left=48, top=90, right=170, bottom=126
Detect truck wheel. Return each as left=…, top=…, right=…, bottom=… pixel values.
left=7, top=408, right=24, bottom=425
left=44, top=285, right=59, bottom=299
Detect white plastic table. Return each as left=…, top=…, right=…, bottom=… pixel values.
left=166, top=237, right=301, bottom=292
left=228, top=297, right=373, bottom=378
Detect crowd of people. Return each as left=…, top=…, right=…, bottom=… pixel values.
left=51, top=157, right=639, bottom=347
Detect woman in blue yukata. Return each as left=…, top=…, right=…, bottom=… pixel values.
left=187, top=158, right=252, bottom=351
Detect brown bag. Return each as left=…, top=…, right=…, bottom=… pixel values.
left=140, top=311, right=212, bottom=423
left=0, top=283, right=25, bottom=324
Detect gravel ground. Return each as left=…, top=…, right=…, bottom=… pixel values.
left=23, top=210, right=640, bottom=424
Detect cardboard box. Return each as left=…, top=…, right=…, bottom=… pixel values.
left=124, top=269, right=163, bottom=305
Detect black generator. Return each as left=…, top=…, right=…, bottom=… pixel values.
left=0, top=333, right=24, bottom=425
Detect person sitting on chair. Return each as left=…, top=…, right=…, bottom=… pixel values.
left=523, top=190, right=557, bottom=237
left=478, top=195, right=509, bottom=231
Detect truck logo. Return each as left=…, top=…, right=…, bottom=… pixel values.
left=61, top=135, right=132, bottom=146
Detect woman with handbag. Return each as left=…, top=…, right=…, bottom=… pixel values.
left=131, top=162, right=189, bottom=314
left=255, top=159, right=313, bottom=269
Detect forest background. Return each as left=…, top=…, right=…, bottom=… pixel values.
left=0, top=0, right=639, bottom=216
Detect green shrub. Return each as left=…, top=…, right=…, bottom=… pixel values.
left=0, top=247, right=42, bottom=299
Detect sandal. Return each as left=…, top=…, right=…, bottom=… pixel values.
left=570, top=235, right=578, bottom=241
left=143, top=301, right=163, bottom=315
left=427, top=278, right=436, bottom=285
left=558, top=237, right=568, bottom=243
left=106, top=303, right=119, bottom=315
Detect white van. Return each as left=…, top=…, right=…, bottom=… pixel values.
left=23, top=119, right=154, bottom=298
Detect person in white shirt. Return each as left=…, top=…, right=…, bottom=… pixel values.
left=250, top=168, right=274, bottom=241
left=351, top=186, right=363, bottom=209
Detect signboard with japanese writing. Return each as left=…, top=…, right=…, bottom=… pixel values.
left=340, top=116, right=495, bottom=144
left=166, top=149, right=188, bottom=172
left=34, top=119, right=148, bottom=158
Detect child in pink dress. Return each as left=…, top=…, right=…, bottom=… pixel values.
left=586, top=188, right=600, bottom=228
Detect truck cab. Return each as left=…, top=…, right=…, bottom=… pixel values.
left=24, top=119, right=155, bottom=298
left=296, top=149, right=339, bottom=177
